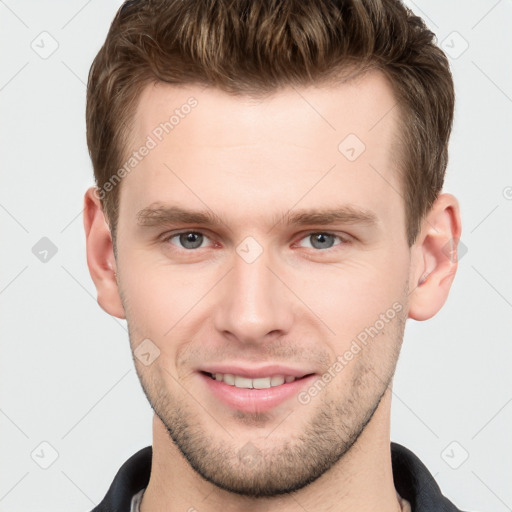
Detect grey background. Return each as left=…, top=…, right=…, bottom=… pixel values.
left=0, top=1, right=511, bottom=511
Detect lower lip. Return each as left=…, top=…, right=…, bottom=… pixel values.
left=199, top=372, right=316, bottom=413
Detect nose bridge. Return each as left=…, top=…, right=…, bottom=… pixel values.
left=213, top=246, right=292, bottom=342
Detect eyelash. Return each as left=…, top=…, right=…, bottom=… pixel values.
left=159, top=230, right=352, bottom=252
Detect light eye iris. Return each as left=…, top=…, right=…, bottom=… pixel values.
left=165, top=232, right=344, bottom=252
left=309, top=233, right=337, bottom=250
left=177, top=232, right=204, bottom=249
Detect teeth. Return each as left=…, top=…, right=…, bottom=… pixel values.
left=210, top=373, right=298, bottom=388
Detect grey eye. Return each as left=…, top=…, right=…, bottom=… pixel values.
left=177, top=232, right=205, bottom=249
left=307, top=233, right=337, bottom=250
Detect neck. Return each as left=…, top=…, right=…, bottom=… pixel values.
left=141, top=387, right=401, bottom=512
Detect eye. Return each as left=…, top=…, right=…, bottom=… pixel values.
left=160, top=230, right=349, bottom=252
left=165, top=231, right=211, bottom=250
left=297, top=232, right=349, bottom=250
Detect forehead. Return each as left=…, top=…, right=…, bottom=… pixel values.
left=119, top=70, right=404, bottom=232
left=132, top=70, right=400, bottom=150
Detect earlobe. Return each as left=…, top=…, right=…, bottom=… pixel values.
left=83, top=186, right=126, bottom=319
left=408, top=193, right=462, bottom=321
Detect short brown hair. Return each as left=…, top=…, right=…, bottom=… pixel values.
left=86, top=0, right=454, bottom=249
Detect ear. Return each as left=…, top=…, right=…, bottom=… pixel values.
left=83, top=186, right=126, bottom=319
left=408, top=193, right=462, bottom=321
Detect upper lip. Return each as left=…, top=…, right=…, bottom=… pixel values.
left=199, top=365, right=315, bottom=379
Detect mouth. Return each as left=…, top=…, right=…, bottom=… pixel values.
left=200, top=371, right=314, bottom=389
left=199, top=370, right=317, bottom=413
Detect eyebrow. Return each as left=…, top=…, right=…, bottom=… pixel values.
left=136, top=203, right=379, bottom=229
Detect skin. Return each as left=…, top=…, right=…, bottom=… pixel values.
left=84, top=69, right=461, bottom=512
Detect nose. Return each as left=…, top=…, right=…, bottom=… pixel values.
left=213, top=248, right=295, bottom=345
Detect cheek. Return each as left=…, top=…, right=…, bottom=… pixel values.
left=288, top=254, right=407, bottom=342
left=121, top=257, right=212, bottom=328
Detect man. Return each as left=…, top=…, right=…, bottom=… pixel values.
left=83, top=0, right=470, bottom=511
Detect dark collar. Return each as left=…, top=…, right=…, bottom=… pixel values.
left=92, top=442, right=467, bottom=512
left=390, top=442, right=467, bottom=511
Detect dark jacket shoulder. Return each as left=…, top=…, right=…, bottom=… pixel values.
left=91, top=446, right=151, bottom=512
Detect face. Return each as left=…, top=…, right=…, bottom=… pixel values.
left=113, top=71, right=411, bottom=497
